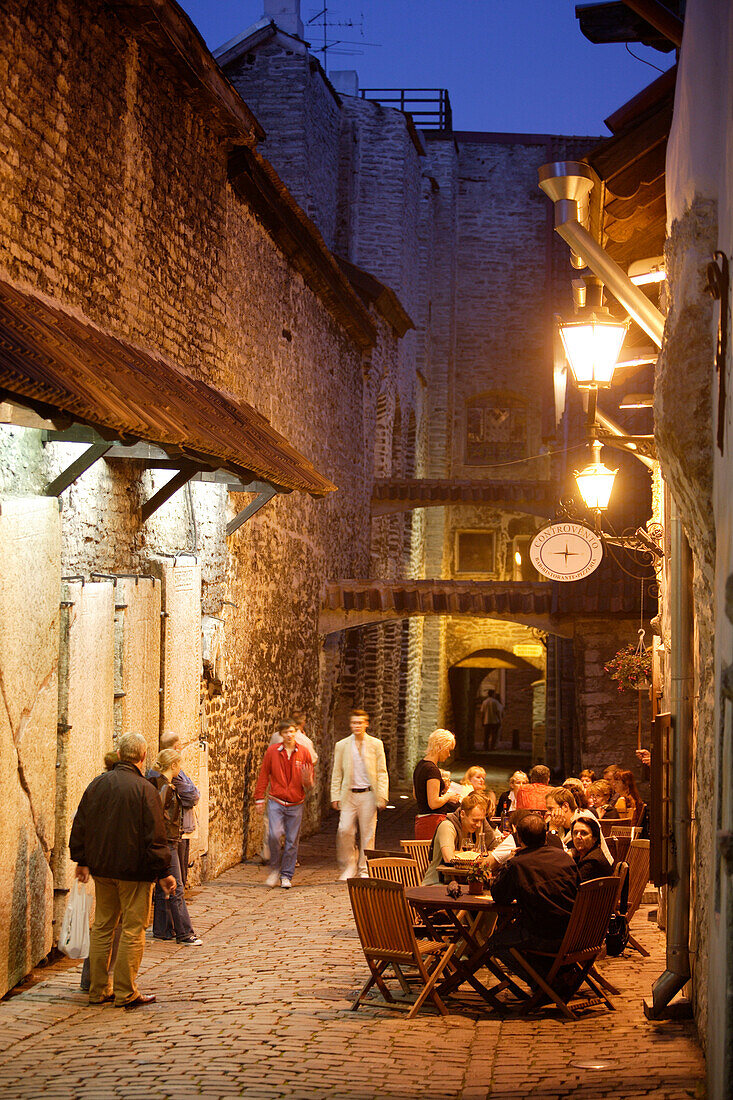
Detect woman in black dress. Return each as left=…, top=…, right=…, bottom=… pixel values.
left=569, top=810, right=614, bottom=882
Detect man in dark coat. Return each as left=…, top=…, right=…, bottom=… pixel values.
left=70, top=732, right=176, bottom=1009
left=487, top=812, right=580, bottom=953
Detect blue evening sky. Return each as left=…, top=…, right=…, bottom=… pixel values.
left=179, top=0, right=675, bottom=137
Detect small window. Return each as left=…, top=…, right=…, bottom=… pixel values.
left=455, top=530, right=495, bottom=575
left=465, top=395, right=527, bottom=466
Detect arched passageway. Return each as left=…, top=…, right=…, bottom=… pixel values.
left=447, top=647, right=543, bottom=765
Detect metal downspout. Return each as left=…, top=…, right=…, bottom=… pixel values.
left=647, top=496, right=693, bottom=1015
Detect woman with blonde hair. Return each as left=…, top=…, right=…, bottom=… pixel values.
left=412, top=728, right=457, bottom=840
left=149, top=748, right=202, bottom=946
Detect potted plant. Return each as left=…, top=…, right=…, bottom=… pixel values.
left=604, top=641, right=652, bottom=692
left=466, top=858, right=492, bottom=896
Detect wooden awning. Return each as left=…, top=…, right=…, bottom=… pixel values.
left=585, top=66, right=675, bottom=269
left=0, top=277, right=335, bottom=497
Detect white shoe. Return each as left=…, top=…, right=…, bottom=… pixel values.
left=358, top=870, right=369, bottom=878
left=280, top=878, right=292, bottom=889
left=338, top=867, right=357, bottom=882
left=265, top=870, right=280, bottom=887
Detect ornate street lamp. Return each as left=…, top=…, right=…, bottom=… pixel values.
left=574, top=439, right=617, bottom=524
left=558, top=276, right=628, bottom=389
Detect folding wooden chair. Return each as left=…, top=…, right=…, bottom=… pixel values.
left=400, top=839, right=431, bottom=880
left=366, top=857, right=423, bottom=928
left=364, top=848, right=405, bottom=861
left=589, top=861, right=628, bottom=995
left=609, top=823, right=638, bottom=864
left=625, top=839, right=651, bottom=956
left=508, top=876, right=619, bottom=1019
left=348, top=878, right=456, bottom=1018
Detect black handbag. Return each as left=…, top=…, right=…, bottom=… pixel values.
left=605, top=912, right=630, bottom=956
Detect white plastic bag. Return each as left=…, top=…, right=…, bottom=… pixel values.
left=57, top=881, right=92, bottom=959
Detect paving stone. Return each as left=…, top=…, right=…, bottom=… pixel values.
left=0, top=806, right=705, bottom=1098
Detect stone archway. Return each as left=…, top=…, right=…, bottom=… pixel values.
left=447, top=647, right=541, bottom=762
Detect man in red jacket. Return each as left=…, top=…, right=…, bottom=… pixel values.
left=255, top=718, right=313, bottom=889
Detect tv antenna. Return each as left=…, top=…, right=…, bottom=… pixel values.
left=306, top=6, right=379, bottom=73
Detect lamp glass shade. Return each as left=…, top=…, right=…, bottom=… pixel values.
left=559, top=317, right=628, bottom=387
left=574, top=458, right=618, bottom=510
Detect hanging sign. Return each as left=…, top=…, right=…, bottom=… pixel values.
left=529, top=521, right=603, bottom=582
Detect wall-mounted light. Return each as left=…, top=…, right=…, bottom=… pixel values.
left=628, top=256, right=665, bottom=286
left=558, top=276, right=628, bottom=389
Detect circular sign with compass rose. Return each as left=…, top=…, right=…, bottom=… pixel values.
left=529, top=521, right=603, bottom=582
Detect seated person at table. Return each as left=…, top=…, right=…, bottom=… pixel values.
left=569, top=810, right=614, bottom=882
left=612, top=769, right=642, bottom=820
left=515, top=765, right=552, bottom=810
left=562, top=777, right=589, bottom=810
left=487, top=808, right=564, bottom=871
left=422, top=791, right=501, bottom=884
left=586, top=779, right=618, bottom=820
left=496, top=770, right=528, bottom=818
left=485, top=813, right=580, bottom=954
left=545, top=786, right=577, bottom=847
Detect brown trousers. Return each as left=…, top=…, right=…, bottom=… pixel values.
left=89, top=877, right=153, bottom=1006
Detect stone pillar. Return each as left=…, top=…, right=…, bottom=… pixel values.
left=157, top=560, right=206, bottom=858
left=0, top=497, right=60, bottom=995
left=53, top=580, right=115, bottom=921
left=114, top=576, right=161, bottom=765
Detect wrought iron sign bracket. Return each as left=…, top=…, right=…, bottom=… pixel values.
left=705, top=250, right=730, bottom=454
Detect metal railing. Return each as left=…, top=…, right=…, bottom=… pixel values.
left=358, top=88, right=452, bottom=131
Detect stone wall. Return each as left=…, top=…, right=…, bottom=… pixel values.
left=0, top=0, right=415, bottom=989
left=655, top=196, right=719, bottom=1048
left=572, top=618, right=654, bottom=785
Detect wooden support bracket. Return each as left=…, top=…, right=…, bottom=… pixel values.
left=141, top=465, right=198, bottom=522
left=44, top=442, right=112, bottom=496
left=227, top=486, right=278, bottom=536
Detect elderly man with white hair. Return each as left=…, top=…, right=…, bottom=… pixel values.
left=70, top=732, right=176, bottom=1010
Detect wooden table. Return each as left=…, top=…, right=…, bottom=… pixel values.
left=406, top=885, right=523, bottom=1009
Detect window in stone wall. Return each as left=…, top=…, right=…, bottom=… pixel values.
left=465, top=394, right=527, bottom=466
left=455, top=530, right=496, bottom=575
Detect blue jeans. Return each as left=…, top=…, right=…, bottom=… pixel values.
left=267, top=800, right=303, bottom=881
left=153, top=844, right=195, bottom=941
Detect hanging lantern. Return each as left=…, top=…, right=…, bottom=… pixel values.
left=559, top=312, right=628, bottom=388
left=574, top=440, right=617, bottom=510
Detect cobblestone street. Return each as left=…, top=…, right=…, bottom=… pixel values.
left=0, top=804, right=704, bottom=1100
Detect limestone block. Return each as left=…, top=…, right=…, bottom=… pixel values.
left=158, top=560, right=202, bottom=790
left=53, top=581, right=115, bottom=898
left=115, top=577, right=161, bottom=765
left=0, top=497, right=60, bottom=994
left=189, top=741, right=209, bottom=861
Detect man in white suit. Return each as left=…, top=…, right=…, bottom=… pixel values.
left=330, top=710, right=389, bottom=879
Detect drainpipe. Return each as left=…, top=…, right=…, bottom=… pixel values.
left=646, top=496, right=693, bottom=1015
left=538, top=162, right=665, bottom=349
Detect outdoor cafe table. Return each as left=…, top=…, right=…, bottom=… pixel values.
left=405, top=885, right=524, bottom=1009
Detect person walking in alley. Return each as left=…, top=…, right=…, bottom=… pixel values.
left=330, top=709, right=389, bottom=879
left=261, top=711, right=319, bottom=863
left=149, top=748, right=203, bottom=945
left=254, top=718, right=314, bottom=888
left=480, top=688, right=504, bottom=751
left=69, top=732, right=176, bottom=1010
left=149, top=731, right=200, bottom=888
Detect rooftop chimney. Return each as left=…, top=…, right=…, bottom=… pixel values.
left=263, top=0, right=304, bottom=39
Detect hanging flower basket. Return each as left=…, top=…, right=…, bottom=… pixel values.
left=604, top=642, right=652, bottom=693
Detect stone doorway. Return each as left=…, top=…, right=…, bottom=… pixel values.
left=447, top=648, right=541, bottom=766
